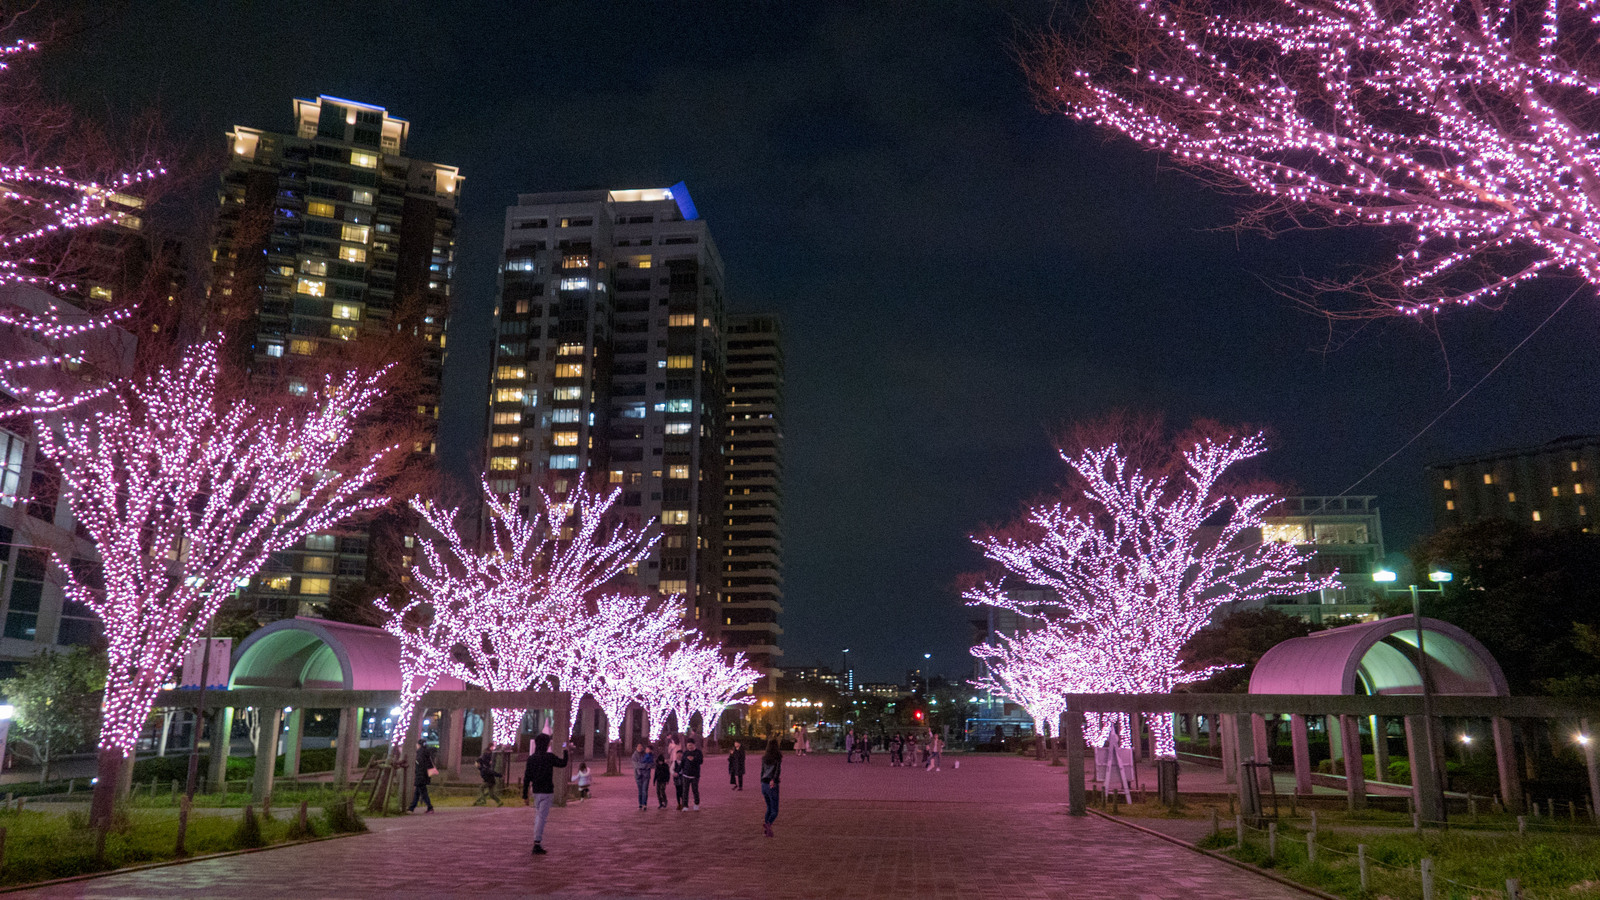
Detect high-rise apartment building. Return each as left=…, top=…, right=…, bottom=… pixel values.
left=487, top=185, right=725, bottom=632
left=721, top=315, right=784, bottom=690
left=1430, top=436, right=1599, bottom=532
left=212, top=96, right=462, bottom=619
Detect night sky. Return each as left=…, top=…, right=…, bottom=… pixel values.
left=53, top=1, right=1600, bottom=683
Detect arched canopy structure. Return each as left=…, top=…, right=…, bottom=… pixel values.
left=230, top=616, right=466, bottom=691
left=1249, top=615, right=1508, bottom=697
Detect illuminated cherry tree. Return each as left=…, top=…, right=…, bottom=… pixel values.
left=967, top=432, right=1333, bottom=755
left=0, top=38, right=163, bottom=414
left=38, top=341, right=390, bottom=822
left=688, top=648, right=761, bottom=747
left=1026, top=0, right=1600, bottom=314
left=389, top=479, right=657, bottom=749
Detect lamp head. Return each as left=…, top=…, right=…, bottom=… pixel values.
left=1372, top=569, right=1397, bottom=583
left=1429, top=570, right=1453, bottom=583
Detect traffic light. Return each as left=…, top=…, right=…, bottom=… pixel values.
left=914, top=709, right=924, bottom=722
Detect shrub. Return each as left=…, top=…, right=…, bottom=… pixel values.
left=230, top=805, right=265, bottom=849
left=322, top=797, right=366, bottom=834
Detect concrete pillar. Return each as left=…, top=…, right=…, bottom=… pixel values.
left=1064, top=711, right=1086, bottom=816
left=1492, top=716, right=1523, bottom=813
left=580, top=702, right=598, bottom=760
left=1340, top=714, right=1367, bottom=809
left=252, top=706, right=283, bottom=804
left=1208, top=713, right=1219, bottom=752
left=1372, top=716, right=1390, bottom=782
left=1405, top=715, right=1445, bottom=824
left=1232, top=711, right=1260, bottom=819
left=442, top=708, right=466, bottom=780
left=206, top=707, right=234, bottom=794
left=1328, top=715, right=1343, bottom=765
left=1289, top=714, right=1313, bottom=796
left=1251, top=714, right=1273, bottom=791
left=158, top=709, right=173, bottom=757
left=553, top=701, right=572, bottom=808
left=334, top=707, right=363, bottom=785
left=1220, top=713, right=1237, bottom=784
left=282, top=708, right=305, bottom=778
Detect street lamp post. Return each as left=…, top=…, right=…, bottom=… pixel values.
left=1374, top=567, right=1451, bottom=825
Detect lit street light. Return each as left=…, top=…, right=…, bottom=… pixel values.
left=1373, top=567, right=1451, bottom=824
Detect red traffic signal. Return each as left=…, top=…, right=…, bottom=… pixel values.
left=914, top=709, right=924, bottom=721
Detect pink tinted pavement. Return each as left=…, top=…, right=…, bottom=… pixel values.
left=25, top=753, right=1307, bottom=899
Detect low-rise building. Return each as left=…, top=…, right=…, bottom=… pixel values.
left=1429, top=436, right=1600, bottom=532
left=1258, top=495, right=1386, bottom=622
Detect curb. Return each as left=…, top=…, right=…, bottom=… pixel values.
left=1087, top=809, right=1343, bottom=900
left=0, top=827, right=371, bottom=893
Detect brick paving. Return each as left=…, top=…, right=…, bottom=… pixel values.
left=24, top=754, right=1306, bottom=899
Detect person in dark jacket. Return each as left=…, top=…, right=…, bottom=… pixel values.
left=408, top=738, right=436, bottom=813
left=679, top=737, right=704, bottom=810
left=728, top=741, right=746, bottom=790
left=474, top=749, right=502, bottom=806
left=631, top=742, right=655, bottom=810
left=759, top=738, right=782, bottom=837
left=521, top=733, right=571, bottom=855
left=652, top=744, right=671, bottom=809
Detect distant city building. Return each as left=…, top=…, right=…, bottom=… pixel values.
left=721, top=314, right=784, bottom=691
left=779, top=665, right=844, bottom=692
left=1258, top=496, right=1387, bottom=623
left=213, top=95, right=461, bottom=619
left=1429, top=436, right=1600, bottom=532
left=856, top=682, right=902, bottom=698
left=486, top=185, right=726, bottom=640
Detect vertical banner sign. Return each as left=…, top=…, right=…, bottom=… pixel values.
left=180, top=638, right=233, bottom=689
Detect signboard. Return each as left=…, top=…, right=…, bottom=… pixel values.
left=178, top=638, right=232, bottom=690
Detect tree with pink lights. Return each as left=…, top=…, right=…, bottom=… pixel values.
left=968, top=426, right=1334, bottom=756
left=390, top=479, right=657, bottom=751
left=562, top=591, right=685, bottom=773
left=687, top=648, right=761, bottom=750
left=1025, top=0, right=1600, bottom=314
left=39, top=341, right=391, bottom=824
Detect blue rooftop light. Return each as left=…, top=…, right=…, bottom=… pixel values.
left=668, top=181, right=698, bottom=220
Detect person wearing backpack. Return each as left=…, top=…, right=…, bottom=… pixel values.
left=759, top=738, right=782, bottom=837
left=474, top=748, right=502, bottom=806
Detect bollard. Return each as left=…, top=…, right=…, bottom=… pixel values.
left=1267, top=823, right=1277, bottom=862
left=1310, top=810, right=1318, bottom=833
left=171, top=779, right=178, bottom=802
left=66, top=778, right=74, bottom=796
left=1469, top=795, right=1477, bottom=819
left=1518, top=815, right=1527, bottom=836
left=175, top=795, right=191, bottom=857
left=1235, top=813, right=1244, bottom=848
left=298, top=799, right=309, bottom=833
left=1570, top=800, right=1577, bottom=823
left=1421, top=857, right=1435, bottom=900
left=1413, top=811, right=1421, bottom=833
left=1307, top=831, right=1317, bottom=865
left=1506, top=877, right=1520, bottom=899
left=1358, top=844, right=1370, bottom=892
left=1210, top=808, right=1219, bottom=835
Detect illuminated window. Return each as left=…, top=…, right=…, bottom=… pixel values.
left=662, top=510, right=689, bottom=525
left=1508, top=492, right=1517, bottom=503
left=89, top=285, right=114, bottom=301
left=289, top=339, right=317, bottom=356
left=339, top=245, right=367, bottom=263
left=1441, top=479, right=1452, bottom=490
left=557, top=343, right=584, bottom=356
left=299, top=577, right=332, bottom=595
left=262, top=576, right=292, bottom=592
left=550, top=454, right=579, bottom=469
left=552, top=409, right=580, bottom=423
left=1532, top=510, right=1542, bottom=522
left=659, top=580, right=687, bottom=595
left=495, top=365, right=527, bottom=381
left=1260, top=522, right=1306, bottom=543
left=341, top=224, right=370, bottom=243
left=1483, top=473, right=1493, bottom=484
left=1553, top=486, right=1561, bottom=497
left=330, top=324, right=357, bottom=340
left=609, top=470, right=624, bottom=484
left=560, top=277, right=589, bottom=290
left=1573, top=461, right=1581, bottom=472
left=288, top=380, right=308, bottom=396
left=506, top=258, right=537, bottom=272
left=1582, top=505, right=1589, bottom=516
left=552, top=431, right=579, bottom=447
left=300, top=258, right=327, bottom=276
left=265, top=342, right=285, bottom=358
left=303, top=556, right=333, bottom=573
left=491, top=434, right=520, bottom=447
left=1446, top=500, right=1455, bottom=510
left=1577, top=484, right=1586, bottom=495
left=555, top=363, right=584, bottom=378
left=331, top=302, right=361, bottom=320
left=351, top=189, right=375, bottom=205
left=668, top=314, right=695, bottom=327
left=665, top=422, right=691, bottom=435
left=667, top=355, right=693, bottom=369
left=665, top=399, right=693, bottom=413
left=306, top=200, right=336, bottom=218
left=350, top=151, right=378, bottom=168
left=562, top=254, right=589, bottom=269
left=494, top=388, right=524, bottom=403
left=669, top=465, right=689, bottom=479
left=489, top=456, right=518, bottom=471
left=493, top=412, right=522, bottom=425
left=296, top=278, right=326, bottom=297
left=554, top=386, right=582, bottom=401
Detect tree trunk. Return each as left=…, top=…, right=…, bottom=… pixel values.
left=605, top=740, right=622, bottom=776
left=88, top=748, right=126, bottom=829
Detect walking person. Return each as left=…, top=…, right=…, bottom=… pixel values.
left=474, top=748, right=503, bottom=806
left=631, top=742, right=655, bottom=810
left=680, top=736, right=704, bottom=809
left=408, top=737, right=437, bottom=813
left=571, top=762, right=592, bottom=799
left=926, top=730, right=944, bottom=772
left=844, top=728, right=856, bottom=763
left=653, top=743, right=671, bottom=809
left=728, top=740, right=746, bottom=791
left=521, top=733, right=572, bottom=856
left=759, top=737, right=782, bottom=837
left=890, top=732, right=904, bottom=767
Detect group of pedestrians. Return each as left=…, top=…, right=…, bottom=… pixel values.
left=840, top=729, right=945, bottom=771
left=629, top=734, right=707, bottom=811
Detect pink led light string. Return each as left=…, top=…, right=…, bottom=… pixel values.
left=967, top=433, right=1333, bottom=756
left=1029, top=0, right=1600, bottom=313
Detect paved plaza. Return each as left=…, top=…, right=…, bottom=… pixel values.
left=25, top=754, right=1305, bottom=899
